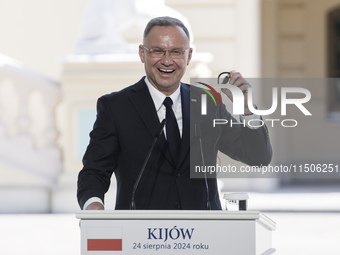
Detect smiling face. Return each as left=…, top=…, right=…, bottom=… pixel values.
left=139, top=25, right=193, bottom=96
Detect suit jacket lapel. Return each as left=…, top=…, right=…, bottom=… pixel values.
left=178, top=83, right=190, bottom=168
left=128, top=78, right=173, bottom=165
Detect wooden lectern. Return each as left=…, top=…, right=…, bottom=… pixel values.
left=76, top=210, right=276, bottom=255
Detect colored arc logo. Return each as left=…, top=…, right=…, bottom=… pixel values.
left=196, top=82, right=222, bottom=106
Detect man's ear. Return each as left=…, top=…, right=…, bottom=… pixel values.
left=139, top=44, right=145, bottom=63
left=187, top=48, right=193, bottom=65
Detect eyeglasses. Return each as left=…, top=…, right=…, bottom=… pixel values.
left=142, top=45, right=189, bottom=59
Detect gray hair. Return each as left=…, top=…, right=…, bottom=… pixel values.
left=143, top=16, right=190, bottom=43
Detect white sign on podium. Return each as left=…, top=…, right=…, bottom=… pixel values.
left=76, top=210, right=276, bottom=255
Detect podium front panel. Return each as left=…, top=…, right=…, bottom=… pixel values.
left=77, top=210, right=275, bottom=255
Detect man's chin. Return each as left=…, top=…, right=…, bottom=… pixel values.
left=155, top=82, right=179, bottom=94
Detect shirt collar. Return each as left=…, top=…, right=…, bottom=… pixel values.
left=144, top=77, right=181, bottom=111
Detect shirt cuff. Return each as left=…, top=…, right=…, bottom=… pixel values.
left=83, top=197, right=104, bottom=210
left=239, top=114, right=261, bottom=129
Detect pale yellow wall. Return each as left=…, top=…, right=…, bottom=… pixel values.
left=167, top=0, right=262, bottom=78
left=262, top=0, right=340, bottom=78
left=0, top=0, right=88, bottom=80
left=0, top=0, right=262, bottom=80
left=6, top=0, right=339, bottom=82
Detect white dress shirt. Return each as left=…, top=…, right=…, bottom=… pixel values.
left=144, top=77, right=183, bottom=138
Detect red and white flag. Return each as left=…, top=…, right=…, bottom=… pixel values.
left=87, top=227, right=122, bottom=251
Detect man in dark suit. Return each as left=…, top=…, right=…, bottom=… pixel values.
left=77, top=16, right=272, bottom=210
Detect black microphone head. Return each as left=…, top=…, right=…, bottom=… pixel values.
left=130, top=200, right=136, bottom=210
left=207, top=201, right=211, bottom=210
left=155, top=119, right=166, bottom=138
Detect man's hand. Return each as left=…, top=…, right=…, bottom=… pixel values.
left=85, top=202, right=104, bottom=210
left=221, top=70, right=253, bottom=116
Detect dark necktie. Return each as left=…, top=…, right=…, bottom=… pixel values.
left=163, top=97, right=181, bottom=163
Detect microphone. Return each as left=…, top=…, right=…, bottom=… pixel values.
left=195, top=122, right=211, bottom=210
left=130, top=119, right=166, bottom=210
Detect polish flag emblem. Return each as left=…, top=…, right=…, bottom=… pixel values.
left=87, top=227, right=122, bottom=251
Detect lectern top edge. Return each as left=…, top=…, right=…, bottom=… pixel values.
left=76, top=210, right=276, bottom=231
left=76, top=210, right=273, bottom=228
left=76, top=210, right=258, bottom=219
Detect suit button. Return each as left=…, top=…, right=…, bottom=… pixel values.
left=176, top=173, right=180, bottom=178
